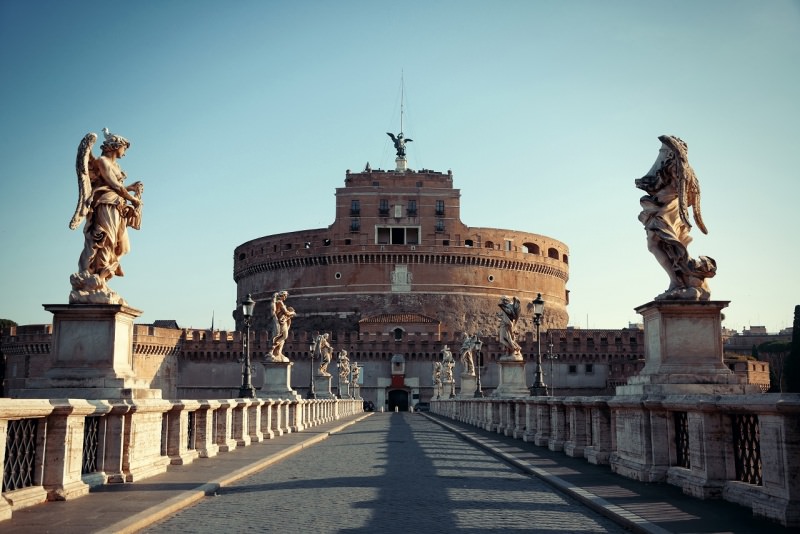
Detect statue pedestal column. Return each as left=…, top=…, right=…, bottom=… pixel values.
left=616, top=300, right=760, bottom=395
left=339, top=380, right=351, bottom=399
left=314, top=374, right=334, bottom=399
left=459, top=374, right=477, bottom=398
left=493, top=360, right=529, bottom=398
left=260, top=361, right=300, bottom=400
left=17, top=304, right=161, bottom=400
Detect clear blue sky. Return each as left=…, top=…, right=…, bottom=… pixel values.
left=1, top=1, right=798, bottom=333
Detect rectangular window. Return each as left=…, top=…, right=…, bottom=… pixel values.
left=394, top=204, right=403, bottom=218
left=407, top=200, right=417, bottom=216
left=435, top=219, right=445, bottom=232
left=350, top=200, right=360, bottom=216
left=568, top=364, right=577, bottom=374
left=585, top=364, right=594, bottom=374
left=379, top=199, right=389, bottom=216
left=435, top=200, right=445, bottom=216
left=350, top=219, right=360, bottom=233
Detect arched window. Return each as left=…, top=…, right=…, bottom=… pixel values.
left=522, top=242, right=540, bottom=254
left=548, top=247, right=559, bottom=259
left=484, top=240, right=495, bottom=249
left=393, top=328, right=403, bottom=340
left=562, top=253, right=569, bottom=264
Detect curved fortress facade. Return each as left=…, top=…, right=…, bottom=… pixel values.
left=234, top=166, right=570, bottom=336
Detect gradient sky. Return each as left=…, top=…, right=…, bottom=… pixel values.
left=1, top=1, right=798, bottom=333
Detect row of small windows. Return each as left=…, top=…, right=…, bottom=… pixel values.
left=350, top=199, right=444, bottom=217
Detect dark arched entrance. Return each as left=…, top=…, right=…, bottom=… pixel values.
left=387, top=389, right=409, bottom=411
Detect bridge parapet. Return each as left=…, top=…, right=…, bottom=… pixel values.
left=431, top=393, right=800, bottom=528
left=0, top=397, right=362, bottom=523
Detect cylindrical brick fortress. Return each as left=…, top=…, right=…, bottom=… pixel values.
left=233, top=167, right=569, bottom=336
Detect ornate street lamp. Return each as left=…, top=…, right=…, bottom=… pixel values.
left=307, top=341, right=316, bottom=399
left=473, top=335, right=484, bottom=398
left=529, top=293, right=548, bottom=396
left=238, top=294, right=256, bottom=398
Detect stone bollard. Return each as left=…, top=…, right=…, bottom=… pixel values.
left=380, top=406, right=384, bottom=412
left=395, top=406, right=399, bottom=412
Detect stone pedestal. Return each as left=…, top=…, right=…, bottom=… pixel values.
left=18, top=304, right=160, bottom=400
left=616, top=300, right=760, bottom=396
left=459, top=374, right=477, bottom=398
left=352, top=384, right=362, bottom=400
left=493, top=360, right=529, bottom=398
left=260, top=361, right=300, bottom=400
left=314, top=374, right=334, bottom=399
left=442, top=380, right=456, bottom=398
left=395, top=156, right=407, bottom=172
left=339, top=381, right=351, bottom=399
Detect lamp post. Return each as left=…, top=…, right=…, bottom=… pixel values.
left=473, top=336, right=484, bottom=398
left=547, top=335, right=558, bottom=396
left=529, top=293, right=548, bottom=396
left=238, top=294, right=256, bottom=398
left=307, top=341, right=316, bottom=399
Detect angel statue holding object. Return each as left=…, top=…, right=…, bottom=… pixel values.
left=69, top=128, right=143, bottom=306
left=635, top=135, right=716, bottom=301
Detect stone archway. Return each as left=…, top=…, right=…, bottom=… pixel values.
left=387, top=389, right=409, bottom=411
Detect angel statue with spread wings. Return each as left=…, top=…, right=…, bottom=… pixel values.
left=635, top=135, right=716, bottom=301
left=386, top=131, right=412, bottom=158
left=69, top=128, right=143, bottom=306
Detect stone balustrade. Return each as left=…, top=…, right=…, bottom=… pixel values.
left=431, top=394, right=800, bottom=528
left=0, top=397, right=362, bottom=522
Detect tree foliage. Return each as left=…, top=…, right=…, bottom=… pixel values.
left=0, top=318, right=17, bottom=331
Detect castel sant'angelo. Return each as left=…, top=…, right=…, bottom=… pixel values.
left=233, top=136, right=570, bottom=338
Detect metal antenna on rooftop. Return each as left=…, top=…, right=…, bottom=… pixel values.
left=400, top=70, right=405, bottom=135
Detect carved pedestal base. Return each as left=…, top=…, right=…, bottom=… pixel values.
left=16, top=304, right=161, bottom=400
left=459, top=374, right=477, bottom=398
left=616, top=300, right=760, bottom=396
left=314, top=374, right=334, bottom=399
left=260, top=361, right=300, bottom=400
left=493, top=360, right=529, bottom=398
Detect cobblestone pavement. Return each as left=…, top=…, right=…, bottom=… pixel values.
left=143, top=413, right=628, bottom=534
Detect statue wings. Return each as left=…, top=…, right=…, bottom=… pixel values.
left=69, top=132, right=97, bottom=230
left=659, top=134, right=708, bottom=235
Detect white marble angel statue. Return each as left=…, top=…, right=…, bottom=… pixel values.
left=497, top=296, right=522, bottom=360
left=635, top=135, right=716, bottom=300
left=313, top=333, right=334, bottom=375
left=69, top=128, right=143, bottom=305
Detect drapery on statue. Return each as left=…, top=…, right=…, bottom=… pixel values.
left=459, top=333, right=479, bottom=376
left=267, top=290, right=296, bottom=362
left=69, top=128, right=143, bottom=305
left=313, top=333, right=333, bottom=375
left=497, top=296, right=522, bottom=360
left=386, top=132, right=412, bottom=158
left=441, top=345, right=455, bottom=382
left=635, top=135, right=717, bottom=301
left=432, top=361, right=443, bottom=396
left=338, top=350, right=350, bottom=382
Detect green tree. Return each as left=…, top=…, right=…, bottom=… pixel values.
left=784, top=306, right=800, bottom=393
left=0, top=318, right=17, bottom=331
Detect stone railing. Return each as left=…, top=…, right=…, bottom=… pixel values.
left=431, top=394, right=800, bottom=528
left=0, top=397, right=362, bottom=522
